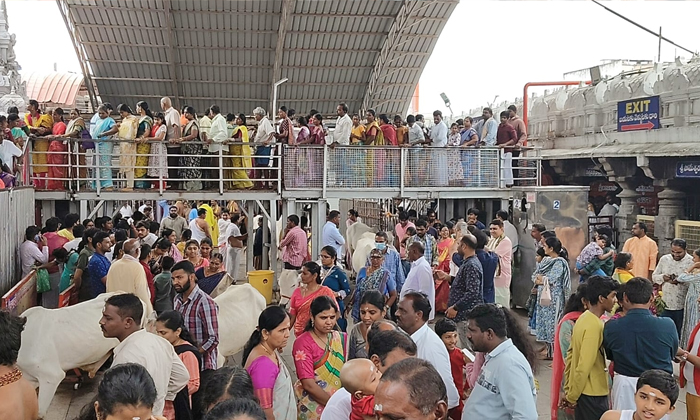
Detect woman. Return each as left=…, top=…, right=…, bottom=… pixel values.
left=612, top=252, right=635, bottom=284
left=533, top=236, right=571, bottom=359
left=160, top=229, right=183, bottom=262
left=185, top=239, right=209, bottom=271
left=229, top=113, right=253, bottom=189
left=101, top=104, right=139, bottom=190
left=54, top=248, right=76, bottom=293
left=47, top=108, right=67, bottom=190
left=204, top=399, right=266, bottom=420
left=551, top=284, right=588, bottom=420
left=25, top=100, right=53, bottom=189
left=92, top=105, right=116, bottom=190
left=350, top=249, right=394, bottom=323
left=155, top=311, right=202, bottom=420
left=435, top=225, right=454, bottom=313
left=178, top=229, right=192, bottom=254
left=678, top=248, right=700, bottom=348
left=177, top=106, right=203, bottom=191
left=319, top=246, right=351, bottom=332
left=346, top=210, right=360, bottom=230
left=196, top=253, right=233, bottom=297
left=242, top=306, right=296, bottom=420
left=76, top=363, right=162, bottom=420
left=289, top=262, right=336, bottom=337
left=348, top=290, right=387, bottom=360
left=200, top=237, right=214, bottom=261
left=61, top=108, right=88, bottom=184
left=289, top=116, right=312, bottom=188
left=135, top=101, right=154, bottom=189
left=146, top=112, right=168, bottom=189
left=292, top=295, right=348, bottom=420
left=200, top=367, right=255, bottom=414
left=150, top=238, right=182, bottom=276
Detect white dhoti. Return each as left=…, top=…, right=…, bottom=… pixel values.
left=226, top=246, right=243, bottom=280
left=495, top=286, right=510, bottom=307
left=501, top=151, right=513, bottom=187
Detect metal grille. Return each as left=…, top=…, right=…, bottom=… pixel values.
left=406, top=147, right=500, bottom=188
left=0, top=188, right=36, bottom=295
left=676, top=220, right=700, bottom=252
left=328, top=146, right=401, bottom=189
left=283, top=146, right=324, bottom=189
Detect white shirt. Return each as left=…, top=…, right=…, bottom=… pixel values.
left=322, top=221, right=345, bottom=257
left=163, top=107, right=181, bottom=141
left=430, top=120, right=448, bottom=147
left=0, top=139, right=21, bottom=170
left=400, top=258, right=435, bottom=320
left=652, top=253, right=694, bottom=311
left=408, top=123, right=424, bottom=145
left=140, top=232, right=158, bottom=247
left=119, top=204, right=133, bottom=218
left=225, top=223, right=242, bottom=247
left=334, top=114, right=352, bottom=145
left=63, top=237, right=82, bottom=252
left=598, top=203, right=619, bottom=217
left=20, top=240, right=49, bottom=277
left=321, top=387, right=351, bottom=420
left=208, top=113, right=229, bottom=153
left=112, top=329, right=189, bottom=416
left=254, top=116, right=275, bottom=144
left=409, top=323, right=460, bottom=408
left=218, top=219, right=231, bottom=246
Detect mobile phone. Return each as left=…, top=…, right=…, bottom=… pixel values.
left=34, top=234, right=41, bottom=242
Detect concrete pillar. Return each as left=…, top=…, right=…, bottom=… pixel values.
left=655, top=187, right=686, bottom=255
left=615, top=181, right=640, bottom=246
left=245, top=201, right=255, bottom=278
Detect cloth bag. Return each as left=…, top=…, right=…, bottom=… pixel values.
left=539, top=277, right=551, bottom=307
left=36, top=268, right=51, bottom=293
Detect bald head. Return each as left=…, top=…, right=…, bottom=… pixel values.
left=340, top=358, right=381, bottom=396
left=123, top=238, right=140, bottom=257
left=407, top=241, right=425, bottom=262
left=160, top=97, right=172, bottom=110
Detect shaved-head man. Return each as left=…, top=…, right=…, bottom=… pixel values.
left=106, top=237, right=153, bottom=314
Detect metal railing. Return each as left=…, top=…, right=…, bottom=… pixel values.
left=22, top=137, right=541, bottom=195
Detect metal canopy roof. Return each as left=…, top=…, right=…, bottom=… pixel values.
left=58, top=0, right=457, bottom=116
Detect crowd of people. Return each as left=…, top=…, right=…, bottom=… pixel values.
left=10, top=196, right=700, bottom=420
left=0, top=99, right=531, bottom=191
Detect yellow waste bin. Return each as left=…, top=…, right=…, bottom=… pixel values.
left=247, top=270, right=274, bottom=304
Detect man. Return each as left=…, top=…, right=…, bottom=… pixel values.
left=601, top=370, right=679, bottom=420
left=467, top=225, right=498, bottom=303
left=332, top=103, right=352, bottom=145
left=580, top=226, right=616, bottom=278
left=20, top=226, right=48, bottom=278
left=652, top=238, right=693, bottom=336
left=57, top=213, right=80, bottom=241
left=224, top=213, right=246, bottom=280
left=87, top=232, right=112, bottom=300
left=406, top=115, right=427, bottom=185
left=599, top=193, right=620, bottom=217
left=531, top=223, right=546, bottom=249
left=474, top=107, right=498, bottom=146
left=622, top=222, right=659, bottom=281
left=446, top=233, right=484, bottom=348
left=564, top=275, right=619, bottom=420
left=375, top=358, right=449, bottom=420
left=467, top=208, right=486, bottom=230
left=394, top=115, right=408, bottom=145
left=603, top=277, right=678, bottom=411
left=278, top=214, right=307, bottom=270
left=496, top=111, right=518, bottom=187
left=161, top=97, right=182, bottom=187
left=63, top=224, right=85, bottom=253
left=495, top=210, right=519, bottom=251
left=135, top=220, right=158, bottom=246
left=395, top=292, right=459, bottom=409
left=217, top=209, right=231, bottom=242
left=160, top=205, right=187, bottom=239
left=507, top=105, right=527, bottom=147
left=322, top=329, right=417, bottom=420
left=374, top=231, right=406, bottom=294
left=207, top=105, right=229, bottom=189
left=189, top=208, right=212, bottom=242
left=0, top=311, right=38, bottom=420
left=487, top=219, right=513, bottom=307
left=322, top=210, right=345, bottom=258
left=252, top=107, right=275, bottom=189
left=462, top=304, right=537, bottom=420
left=430, top=110, right=449, bottom=186
left=100, top=293, right=189, bottom=416
left=400, top=243, right=436, bottom=320
left=106, top=238, right=153, bottom=315
left=394, top=211, right=415, bottom=271
left=141, top=205, right=154, bottom=221
left=411, top=219, right=438, bottom=267
left=172, top=260, right=219, bottom=370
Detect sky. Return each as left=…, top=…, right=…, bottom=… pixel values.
left=5, top=0, right=700, bottom=115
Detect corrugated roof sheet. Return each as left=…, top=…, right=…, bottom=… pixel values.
left=23, top=71, right=85, bottom=105
left=60, top=0, right=458, bottom=116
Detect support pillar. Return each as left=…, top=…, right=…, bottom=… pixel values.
left=269, top=199, right=279, bottom=283
left=655, top=187, right=686, bottom=255
left=245, top=201, right=255, bottom=279
left=615, top=181, right=640, bottom=246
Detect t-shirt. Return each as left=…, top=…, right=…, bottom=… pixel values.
left=87, top=252, right=111, bottom=298
left=0, top=139, right=21, bottom=170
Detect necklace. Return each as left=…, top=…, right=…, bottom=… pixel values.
left=0, top=367, right=22, bottom=387
left=311, top=330, right=330, bottom=348
left=260, top=342, right=279, bottom=363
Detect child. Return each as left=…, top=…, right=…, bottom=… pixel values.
left=339, top=358, right=382, bottom=420
left=435, top=318, right=469, bottom=420
left=153, top=256, right=175, bottom=314
left=576, top=234, right=614, bottom=280
left=448, top=123, right=462, bottom=146
left=401, top=226, right=417, bottom=249
left=528, top=247, right=547, bottom=334
left=600, top=369, right=678, bottom=420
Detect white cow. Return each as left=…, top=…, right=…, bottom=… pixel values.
left=18, top=292, right=149, bottom=418
left=214, top=283, right=267, bottom=367
left=347, top=222, right=375, bottom=254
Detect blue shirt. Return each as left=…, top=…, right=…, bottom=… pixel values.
left=87, top=252, right=111, bottom=298
left=463, top=339, right=538, bottom=420
left=188, top=208, right=197, bottom=222
left=321, top=221, right=345, bottom=257
left=603, top=308, right=678, bottom=377
left=476, top=249, right=498, bottom=303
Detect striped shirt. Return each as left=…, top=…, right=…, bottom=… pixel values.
left=174, top=285, right=219, bottom=370
left=280, top=226, right=308, bottom=268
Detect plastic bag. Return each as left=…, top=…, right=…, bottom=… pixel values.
left=36, top=268, right=51, bottom=293
left=539, top=277, right=551, bottom=307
